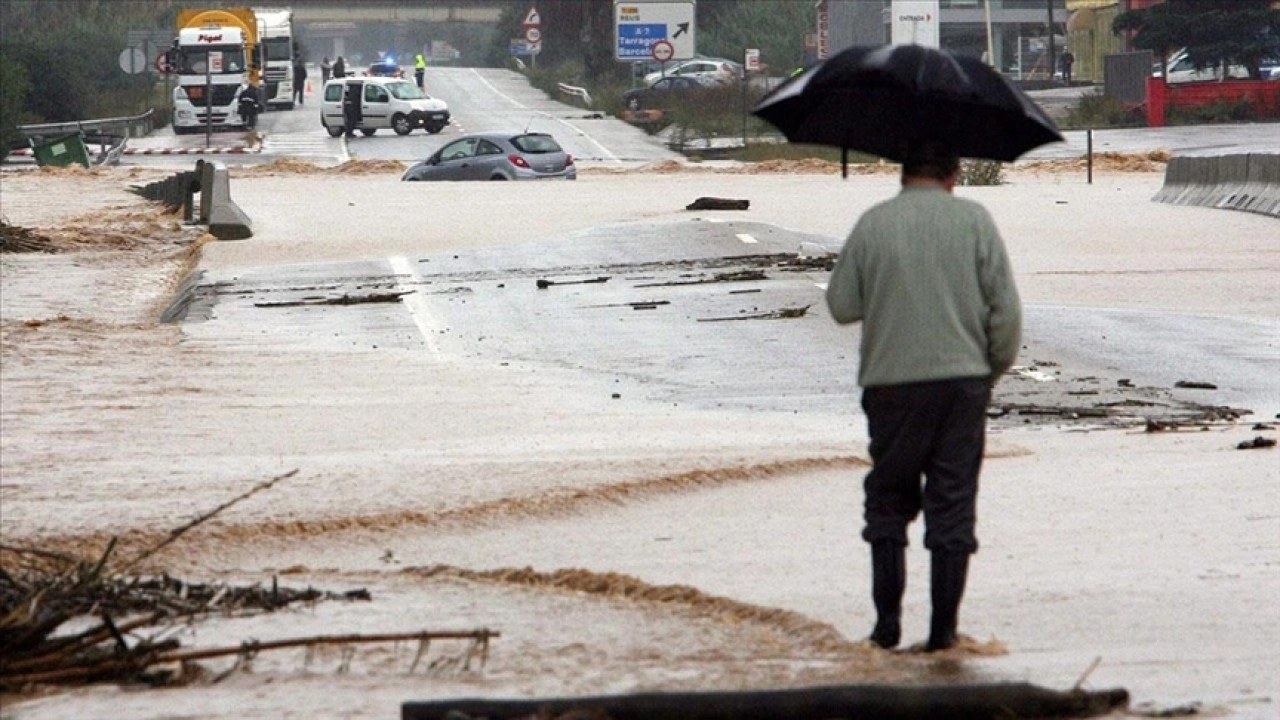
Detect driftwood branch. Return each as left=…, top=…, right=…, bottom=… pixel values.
left=3, top=629, right=499, bottom=686
left=402, top=682, right=1130, bottom=720
left=119, top=468, right=299, bottom=572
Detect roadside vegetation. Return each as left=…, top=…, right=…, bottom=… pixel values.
left=0, top=1, right=184, bottom=148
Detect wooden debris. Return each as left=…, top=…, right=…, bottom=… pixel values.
left=635, top=269, right=767, bottom=288
left=698, top=305, right=811, bottom=322
left=1174, top=380, right=1218, bottom=390
left=0, top=221, right=57, bottom=254
left=121, top=469, right=298, bottom=573
left=686, top=197, right=750, bottom=211
left=3, top=629, right=498, bottom=688
left=402, top=682, right=1130, bottom=720
left=1236, top=436, right=1277, bottom=450
left=253, top=291, right=412, bottom=308
left=0, top=468, right=497, bottom=692
left=537, top=276, right=610, bottom=289
left=582, top=300, right=670, bottom=309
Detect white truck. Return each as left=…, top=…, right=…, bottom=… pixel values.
left=254, top=8, right=295, bottom=109
left=171, top=8, right=260, bottom=134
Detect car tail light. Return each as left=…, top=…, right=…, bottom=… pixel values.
left=508, top=154, right=531, bottom=169
left=565, top=154, right=574, bottom=166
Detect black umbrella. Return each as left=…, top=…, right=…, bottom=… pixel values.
left=752, top=44, right=1064, bottom=175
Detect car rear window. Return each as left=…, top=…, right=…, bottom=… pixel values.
left=510, top=134, right=562, bottom=154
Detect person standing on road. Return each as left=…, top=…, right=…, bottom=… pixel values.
left=825, top=143, right=1022, bottom=653
left=1060, top=49, right=1075, bottom=85
left=414, top=52, right=427, bottom=89
left=321, top=56, right=332, bottom=84
left=341, top=81, right=361, bottom=137
left=332, top=56, right=346, bottom=80
left=293, top=55, right=307, bottom=105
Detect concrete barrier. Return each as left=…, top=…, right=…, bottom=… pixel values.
left=1244, top=153, right=1280, bottom=217
left=1214, top=153, right=1251, bottom=211
left=1154, top=153, right=1280, bottom=219
left=199, top=160, right=252, bottom=240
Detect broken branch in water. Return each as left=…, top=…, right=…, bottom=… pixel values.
left=2, top=628, right=499, bottom=687
left=120, top=468, right=299, bottom=573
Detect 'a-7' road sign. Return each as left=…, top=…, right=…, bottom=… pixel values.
left=614, top=1, right=695, bottom=62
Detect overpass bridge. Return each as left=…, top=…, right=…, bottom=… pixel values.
left=288, top=0, right=504, bottom=62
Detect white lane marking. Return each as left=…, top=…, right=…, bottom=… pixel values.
left=815, top=282, right=828, bottom=290
left=389, top=255, right=441, bottom=355
left=736, top=233, right=758, bottom=244
left=468, top=68, right=619, bottom=163
left=469, top=68, right=528, bottom=109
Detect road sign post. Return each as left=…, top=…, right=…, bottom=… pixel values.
left=118, top=46, right=146, bottom=75
left=614, top=1, right=695, bottom=63
left=521, top=6, right=541, bottom=69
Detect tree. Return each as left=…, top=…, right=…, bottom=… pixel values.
left=0, top=0, right=181, bottom=128
left=697, top=0, right=814, bottom=75
left=0, top=54, right=33, bottom=149
left=1114, top=0, right=1280, bottom=80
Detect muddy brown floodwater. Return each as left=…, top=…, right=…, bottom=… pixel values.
left=1, top=161, right=1277, bottom=719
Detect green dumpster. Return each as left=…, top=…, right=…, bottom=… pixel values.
left=30, top=133, right=91, bottom=169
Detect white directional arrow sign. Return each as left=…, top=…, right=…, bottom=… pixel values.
left=614, top=1, right=695, bottom=62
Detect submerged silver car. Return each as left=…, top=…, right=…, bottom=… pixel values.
left=401, top=132, right=577, bottom=181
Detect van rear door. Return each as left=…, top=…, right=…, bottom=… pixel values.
left=321, top=81, right=345, bottom=128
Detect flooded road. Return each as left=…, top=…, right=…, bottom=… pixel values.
left=3, top=159, right=1278, bottom=718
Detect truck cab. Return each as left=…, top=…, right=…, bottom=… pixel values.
left=172, top=26, right=255, bottom=133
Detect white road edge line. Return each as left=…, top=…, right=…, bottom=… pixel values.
left=469, top=68, right=620, bottom=163
left=815, top=282, right=828, bottom=290
left=388, top=255, right=441, bottom=355
left=736, top=233, right=758, bottom=244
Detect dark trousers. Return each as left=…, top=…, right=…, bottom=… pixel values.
left=861, top=378, right=990, bottom=554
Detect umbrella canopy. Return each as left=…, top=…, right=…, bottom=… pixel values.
left=752, top=44, right=1064, bottom=166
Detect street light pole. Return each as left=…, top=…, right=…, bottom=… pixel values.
left=1046, top=0, right=1057, bottom=84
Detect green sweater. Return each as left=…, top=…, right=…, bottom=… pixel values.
left=825, top=185, right=1022, bottom=388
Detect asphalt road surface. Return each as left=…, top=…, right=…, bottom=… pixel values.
left=132, top=67, right=1280, bottom=169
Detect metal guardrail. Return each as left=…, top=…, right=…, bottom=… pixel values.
left=17, top=109, right=155, bottom=140
left=556, top=82, right=592, bottom=108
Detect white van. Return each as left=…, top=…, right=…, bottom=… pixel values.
left=320, top=76, right=450, bottom=137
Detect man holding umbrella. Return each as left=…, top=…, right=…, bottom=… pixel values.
left=825, top=143, right=1022, bottom=651
left=754, top=43, right=1054, bottom=653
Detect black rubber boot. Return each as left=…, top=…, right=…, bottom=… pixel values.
left=868, top=541, right=906, bottom=649
left=926, top=550, right=970, bottom=652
